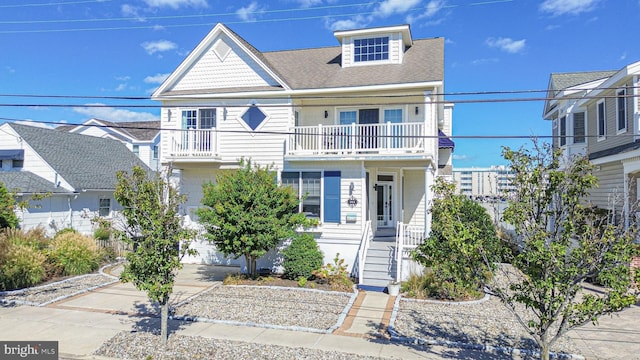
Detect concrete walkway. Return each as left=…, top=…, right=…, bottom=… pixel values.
left=1, top=264, right=638, bottom=359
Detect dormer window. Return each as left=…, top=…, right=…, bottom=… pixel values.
left=354, top=37, right=389, bottom=62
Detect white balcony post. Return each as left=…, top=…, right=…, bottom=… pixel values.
left=318, top=124, right=323, bottom=153
left=351, top=122, right=356, bottom=153
left=386, top=121, right=391, bottom=150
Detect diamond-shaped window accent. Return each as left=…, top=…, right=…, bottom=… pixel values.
left=241, top=106, right=267, bottom=131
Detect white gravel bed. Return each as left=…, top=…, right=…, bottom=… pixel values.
left=173, top=285, right=354, bottom=331
left=0, top=274, right=117, bottom=306
left=95, top=331, right=388, bottom=360
left=391, top=296, right=581, bottom=358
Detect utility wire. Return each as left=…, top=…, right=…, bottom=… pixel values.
left=0, top=85, right=637, bottom=101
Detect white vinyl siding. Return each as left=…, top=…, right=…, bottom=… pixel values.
left=403, top=170, right=425, bottom=227
left=590, top=161, right=624, bottom=209
left=170, top=33, right=279, bottom=91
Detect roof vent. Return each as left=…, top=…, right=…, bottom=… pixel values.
left=213, top=39, right=231, bottom=62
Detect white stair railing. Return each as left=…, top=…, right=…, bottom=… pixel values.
left=356, top=220, right=373, bottom=284
left=395, top=222, right=425, bottom=281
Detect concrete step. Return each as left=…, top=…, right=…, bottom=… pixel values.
left=361, top=277, right=394, bottom=287
left=363, top=262, right=395, bottom=272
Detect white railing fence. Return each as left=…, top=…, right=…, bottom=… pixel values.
left=395, top=222, right=425, bottom=281
left=169, top=129, right=217, bottom=157
left=289, top=122, right=424, bottom=155
left=356, top=220, right=373, bottom=284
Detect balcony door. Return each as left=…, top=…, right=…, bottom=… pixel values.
left=359, top=109, right=379, bottom=149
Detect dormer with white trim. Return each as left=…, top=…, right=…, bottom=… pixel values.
left=334, top=25, right=412, bottom=68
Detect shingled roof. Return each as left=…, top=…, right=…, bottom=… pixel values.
left=549, top=70, right=616, bottom=93
left=9, top=123, right=149, bottom=191
left=0, top=171, right=71, bottom=194
left=57, top=119, right=160, bottom=141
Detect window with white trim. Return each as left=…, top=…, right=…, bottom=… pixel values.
left=133, top=145, right=139, bottom=156
left=617, top=88, right=627, bottom=132
left=354, top=37, right=389, bottom=63
left=573, top=112, right=585, bottom=144
left=281, top=171, right=341, bottom=223
left=597, top=100, right=606, bottom=139
left=153, top=145, right=159, bottom=159
left=98, top=198, right=111, bottom=217
left=559, top=116, right=566, bottom=146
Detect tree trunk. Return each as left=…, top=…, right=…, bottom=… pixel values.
left=540, top=343, right=550, bottom=360
left=244, top=254, right=256, bottom=278
left=160, top=297, right=169, bottom=345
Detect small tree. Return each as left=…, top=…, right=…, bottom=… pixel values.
left=413, top=177, right=504, bottom=300
left=197, top=159, right=309, bottom=277
left=282, top=233, right=324, bottom=280
left=114, top=166, right=196, bottom=344
left=0, top=181, right=19, bottom=229
left=490, top=142, right=637, bottom=360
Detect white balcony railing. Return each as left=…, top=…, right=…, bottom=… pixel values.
left=288, top=122, right=426, bottom=156
left=167, top=129, right=218, bottom=158
left=395, top=222, right=425, bottom=281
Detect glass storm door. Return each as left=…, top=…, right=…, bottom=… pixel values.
left=376, top=183, right=393, bottom=227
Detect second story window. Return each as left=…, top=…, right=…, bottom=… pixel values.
left=597, top=100, right=606, bottom=139
left=573, top=112, right=585, bottom=144
left=617, top=88, right=627, bottom=132
left=354, top=37, right=389, bottom=63
left=559, top=116, right=566, bottom=146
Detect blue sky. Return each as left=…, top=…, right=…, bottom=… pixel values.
left=0, top=0, right=638, bottom=167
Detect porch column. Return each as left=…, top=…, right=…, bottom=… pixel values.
left=423, top=90, right=434, bottom=155
left=424, top=163, right=435, bottom=237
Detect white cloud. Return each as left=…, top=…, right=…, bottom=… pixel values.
left=73, top=104, right=159, bottom=122
left=143, top=0, right=207, bottom=9
left=326, top=15, right=368, bottom=31
left=236, top=2, right=265, bottom=22
left=452, top=154, right=470, bottom=161
left=471, top=58, right=499, bottom=65
left=375, top=0, right=421, bottom=17
left=121, top=4, right=145, bottom=21
left=539, top=0, right=599, bottom=16
left=15, top=120, right=55, bottom=129
left=144, top=73, right=170, bottom=84
left=485, top=37, right=526, bottom=54
left=115, top=83, right=127, bottom=91
left=141, top=40, right=177, bottom=55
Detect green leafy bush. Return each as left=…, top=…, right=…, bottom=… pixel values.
left=313, top=253, right=353, bottom=292
left=4, top=227, right=49, bottom=250
left=0, top=243, right=46, bottom=290
left=48, top=232, right=100, bottom=276
left=282, top=233, right=324, bottom=280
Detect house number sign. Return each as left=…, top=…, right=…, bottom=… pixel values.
left=347, top=196, right=358, bottom=207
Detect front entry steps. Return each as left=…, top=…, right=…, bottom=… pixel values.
left=358, top=229, right=397, bottom=291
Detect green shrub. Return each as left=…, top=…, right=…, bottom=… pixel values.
left=312, top=253, right=354, bottom=292
left=282, top=233, right=324, bottom=280
left=48, top=232, right=100, bottom=276
left=3, top=227, right=49, bottom=250
left=0, top=243, right=46, bottom=290
left=93, top=226, right=111, bottom=241
left=54, top=228, right=77, bottom=239
left=401, top=269, right=484, bottom=301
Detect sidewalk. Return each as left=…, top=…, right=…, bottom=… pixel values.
left=1, top=263, right=638, bottom=359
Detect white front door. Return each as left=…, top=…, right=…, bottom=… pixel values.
left=376, top=182, right=394, bottom=227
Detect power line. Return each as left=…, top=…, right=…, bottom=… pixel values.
left=2, top=116, right=636, bottom=140
left=0, top=85, right=637, bottom=101
left=0, top=0, right=111, bottom=8
left=0, top=91, right=636, bottom=108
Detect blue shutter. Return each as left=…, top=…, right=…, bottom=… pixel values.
left=324, top=171, right=341, bottom=223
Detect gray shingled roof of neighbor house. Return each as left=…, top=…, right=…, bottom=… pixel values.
left=549, top=70, right=616, bottom=92
left=0, top=171, right=71, bottom=194
left=57, top=120, right=160, bottom=141
left=9, top=123, right=150, bottom=191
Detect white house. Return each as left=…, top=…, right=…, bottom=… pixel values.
left=152, top=23, right=454, bottom=288
left=57, top=119, right=161, bottom=171
left=0, top=122, right=150, bottom=236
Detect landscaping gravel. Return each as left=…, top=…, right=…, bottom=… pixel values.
left=95, top=331, right=389, bottom=360
left=0, top=274, right=117, bottom=306
left=172, top=285, right=354, bottom=331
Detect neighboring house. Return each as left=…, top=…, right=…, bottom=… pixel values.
left=544, top=60, right=640, bottom=225
left=0, top=122, right=150, bottom=236
left=452, top=166, right=515, bottom=200
left=58, top=119, right=161, bottom=170
left=152, top=23, right=454, bottom=287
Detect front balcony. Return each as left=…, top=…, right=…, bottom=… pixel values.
left=287, top=122, right=429, bottom=159
left=165, top=129, right=219, bottom=161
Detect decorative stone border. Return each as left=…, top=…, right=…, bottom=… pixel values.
left=170, top=283, right=359, bottom=334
